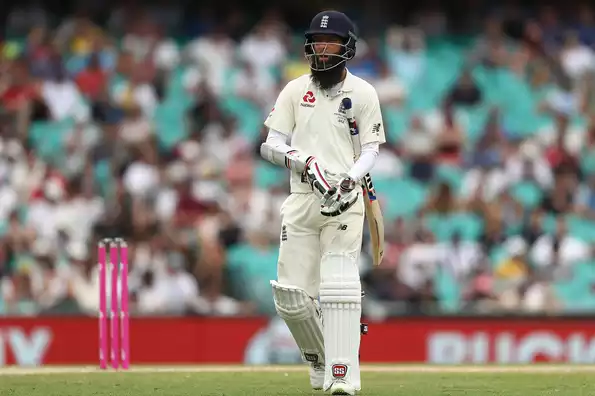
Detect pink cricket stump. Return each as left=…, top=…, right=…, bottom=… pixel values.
left=98, top=242, right=108, bottom=370
left=119, top=239, right=130, bottom=369
left=110, top=242, right=120, bottom=369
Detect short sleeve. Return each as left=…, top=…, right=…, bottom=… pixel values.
left=357, top=87, right=386, bottom=146
left=264, top=81, right=295, bottom=136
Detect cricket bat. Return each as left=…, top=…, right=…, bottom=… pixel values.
left=341, top=97, right=385, bottom=267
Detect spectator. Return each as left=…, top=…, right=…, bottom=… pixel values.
left=75, top=52, right=108, bottom=100
left=576, top=5, right=595, bottom=47
left=439, top=232, right=483, bottom=283
left=530, top=217, right=591, bottom=276
left=495, top=237, right=530, bottom=282
left=462, top=259, right=498, bottom=313
left=68, top=240, right=98, bottom=314
left=239, top=21, right=287, bottom=71
left=349, top=38, right=384, bottom=80
left=29, top=239, right=69, bottom=312
left=184, top=27, right=235, bottom=96
left=2, top=3, right=595, bottom=320
left=162, top=250, right=201, bottom=314
left=397, top=229, right=439, bottom=313
left=4, top=269, right=39, bottom=316
left=122, top=145, right=160, bottom=200
left=119, top=106, right=154, bottom=147
left=540, top=169, right=576, bottom=215
left=230, top=61, right=277, bottom=112
left=521, top=209, right=546, bottom=247
left=403, top=116, right=436, bottom=183
left=462, top=109, right=508, bottom=203
left=385, top=26, right=426, bottom=88
left=112, top=67, right=158, bottom=118
left=559, top=31, right=594, bottom=81
left=40, top=59, right=89, bottom=122
left=506, top=140, right=553, bottom=190
left=1, top=58, right=42, bottom=116
left=521, top=273, right=561, bottom=313
left=478, top=210, right=507, bottom=256
left=470, top=17, right=513, bottom=68
left=434, top=101, right=465, bottom=166
left=422, top=181, right=461, bottom=215
left=574, top=174, right=595, bottom=220
left=445, top=70, right=482, bottom=107
left=136, top=268, right=173, bottom=315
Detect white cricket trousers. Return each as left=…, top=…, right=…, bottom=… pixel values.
left=277, top=192, right=365, bottom=298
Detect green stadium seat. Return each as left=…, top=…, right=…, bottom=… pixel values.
left=166, top=67, right=195, bottom=107
left=94, top=159, right=113, bottom=197
left=254, top=160, right=285, bottom=189
left=423, top=212, right=483, bottom=242
left=226, top=243, right=278, bottom=314
left=566, top=215, right=595, bottom=242
left=28, top=119, right=76, bottom=161
left=510, top=181, right=543, bottom=209
left=375, top=177, right=428, bottom=219
left=219, top=95, right=263, bottom=142
left=435, top=265, right=461, bottom=312
left=450, top=212, right=484, bottom=241
left=383, top=107, right=409, bottom=143
left=423, top=213, right=451, bottom=242
left=489, top=246, right=509, bottom=269
left=436, top=165, right=465, bottom=193
left=456, top=104, right=490, bottom=143
left=554, top=261, right=595, bottom=312
left=581, top=149, right=595, bottom=175
left=542, top=213, right=559, bottom=234
left=153, top=103, right=189, bottom=149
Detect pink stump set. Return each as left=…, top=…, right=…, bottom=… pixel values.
left=98, top=238, right=130, bottom=370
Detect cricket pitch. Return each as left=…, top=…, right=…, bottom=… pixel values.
left=1, top=364, right=594, bottom=395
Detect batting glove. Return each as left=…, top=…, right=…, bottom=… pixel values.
left=320, top=174, right=359, bottom=217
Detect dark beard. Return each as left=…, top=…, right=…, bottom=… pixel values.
left=310, top=64, right=346, bottom=90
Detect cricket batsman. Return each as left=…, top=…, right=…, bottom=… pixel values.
left=259, top=10, right=386, bottom=395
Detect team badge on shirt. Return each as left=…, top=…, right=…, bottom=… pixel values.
left=334, top=102, right=347, bottom=124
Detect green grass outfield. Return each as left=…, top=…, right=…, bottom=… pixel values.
left=1, top=365, right=594, bottom=395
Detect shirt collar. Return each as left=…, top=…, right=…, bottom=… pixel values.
left=325, top=69, right=354, bottom=97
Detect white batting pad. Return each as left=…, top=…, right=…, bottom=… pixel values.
left=270, top=281, right=325, bottom=367
left=319, top=253, right=362, bottom=391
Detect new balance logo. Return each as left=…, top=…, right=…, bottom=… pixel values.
left=337, top=224, right=348, bottom=231
left=320, top=15, right=329, bottom=28
left=372, top=123, right=381, bottom=135
left=281, top=225, right=287, bottom=241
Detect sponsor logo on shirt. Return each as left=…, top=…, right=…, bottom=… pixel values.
left=301, top=91, right=316, bottom=108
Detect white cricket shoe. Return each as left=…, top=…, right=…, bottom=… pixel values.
left=309, top=363, right=325, bottom=390
left=329, top=379, right=356, bottom=395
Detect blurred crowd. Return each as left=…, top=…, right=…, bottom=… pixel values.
left=1, top=3, right=595, bottom=318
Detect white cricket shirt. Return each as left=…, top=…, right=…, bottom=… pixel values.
left=264, top=70, right=386, bottom=193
